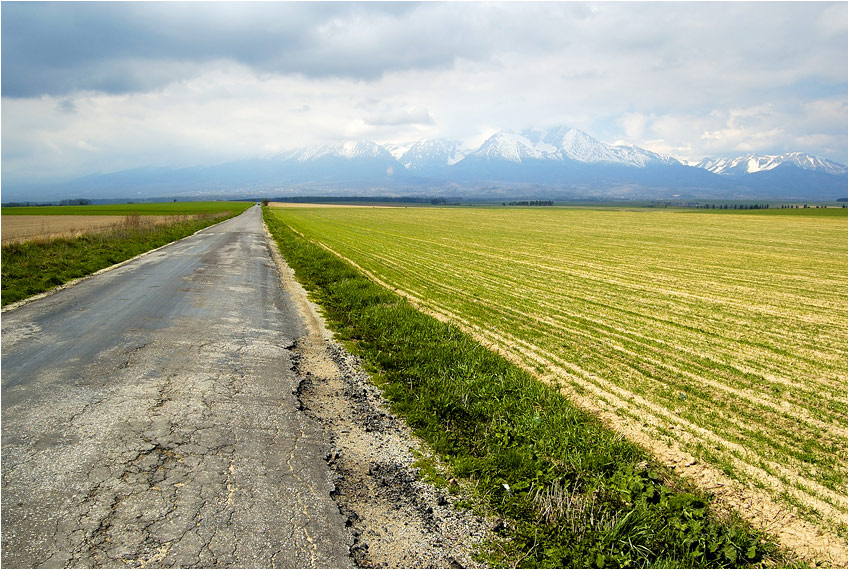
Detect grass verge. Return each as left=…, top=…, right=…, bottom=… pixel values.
left=1, top=201, right=252, bottom=216
left=1, top=210, right=246, bottom=307
left=263, top=208, right=796, bottom=568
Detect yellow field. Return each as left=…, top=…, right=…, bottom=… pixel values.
left=2, top=214, right=212, bottom=244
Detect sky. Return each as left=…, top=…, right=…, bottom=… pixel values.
left=2, top=1, right=847, bottom=184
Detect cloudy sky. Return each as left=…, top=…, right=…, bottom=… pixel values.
left=2, top=1, right=847, bottom=183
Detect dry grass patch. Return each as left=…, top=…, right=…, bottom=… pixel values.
left=2, top=213, right=224, bottom=245
left=1, top=212, right=234, bottom=307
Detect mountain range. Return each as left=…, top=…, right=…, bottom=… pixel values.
left=4, top=126, right=847, bottom=203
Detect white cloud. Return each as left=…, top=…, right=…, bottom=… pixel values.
left=363, top=104, right=435, bottom=127
left=608, top=98, right=848, bottom=163
left=619, top=113, right=648, bottom=141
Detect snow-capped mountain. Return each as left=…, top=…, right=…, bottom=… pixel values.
left=261, top=140, right=407, bottom=186
left=282, top=140, right=395, bottom=162
left=383, top=143, right=412, bottom=161
left=399, top=139, right=466, bottom=171
left=5, top=126, right=846, bottom=203
left=695, top=152, right=848, bottom=176
left=466, top=126, right=680, bottom=168
left=470, top=131, right=546, bottom=163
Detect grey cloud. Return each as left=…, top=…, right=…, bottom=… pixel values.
left=6, top=2, right=845, bottom=101
left=0, top=2, right=607, bottom=98
left=2, top=2, right=312, bottom=96
left=1, top=2, right=467, bottom=97
left=57, top=98, right=76, bottom=114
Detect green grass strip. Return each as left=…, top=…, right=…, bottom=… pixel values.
left=1, top=201, right=252, bottom=216
left=1, top=208, right=249, bottom=307
left=263, top=208, right=796, bottom=569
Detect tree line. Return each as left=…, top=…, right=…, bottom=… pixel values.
left=695, top=203, right=770, bottom=210
left=503, top=200, right=554, bottom=206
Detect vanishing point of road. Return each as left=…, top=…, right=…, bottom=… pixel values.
left=1, top=206, right=352, bottom=567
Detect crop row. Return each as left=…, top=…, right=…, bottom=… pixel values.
left=270, top=206, right=848, bottom=538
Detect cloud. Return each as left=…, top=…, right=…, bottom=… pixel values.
left=364, top=105, right=434, bottom=127
left=609, top=98, right=848, bottom=162
left=619, top=113, right=647, bottom=141
left=2, top=2, right=468, bottom=97
left=1, top=1, right=846, bottom=183
left=12, top=2, right=842, bottom=100
left=57, top=99, right=76, bottom=114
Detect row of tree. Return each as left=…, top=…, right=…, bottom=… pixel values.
left=3, top=198, right=93, bottom=207
left=503, top=200, right=554, bottom=206
left=694, top=203, right=770, bottom=210
left=779, top=204, right=843, bottom=209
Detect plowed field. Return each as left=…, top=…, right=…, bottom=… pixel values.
left=1, top=214, right=218, bottom=244
left=270, top=205, right=848, bottom=558
left=2, top=215, right=130, bottom=244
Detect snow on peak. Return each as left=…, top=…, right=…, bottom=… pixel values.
left=271, top=130, right=842, bottom=177
left=399, top=139, right=467, bottom=169
left=383, top=143, right=412, bottom=161
left=473, top=131, right=541, bottom=163
left=288, top=140, right=391, bottom=162
left=696, top=153, right=848, bottom=175
left=471, top=126, right=678, bottom=167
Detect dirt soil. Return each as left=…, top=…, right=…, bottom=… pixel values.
left=267, top=225, right=495, bottom=568
left=1, top=214, right=216, bottom=245
left=1, top=215, right=129, bottom=244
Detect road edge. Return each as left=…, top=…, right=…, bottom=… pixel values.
left=261, top=214, right=495, bottom=568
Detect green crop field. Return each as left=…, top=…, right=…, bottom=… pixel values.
left=1, top=201, right=251, bottom=216
left=269, top=205, right=848, bottom=543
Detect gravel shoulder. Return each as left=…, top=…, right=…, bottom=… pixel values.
left=268, top=223, right=495, bottom=568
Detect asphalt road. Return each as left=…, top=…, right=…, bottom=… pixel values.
left=1, top=206, right=352, bottom=568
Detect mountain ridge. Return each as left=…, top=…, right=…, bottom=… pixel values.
left=3, top=126, right=846, bottom=202
left=694, top=152, right=847, bottom=176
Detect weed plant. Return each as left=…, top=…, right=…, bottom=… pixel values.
left=1, top=212, right=236, bottom=306
left=264, top=208, right=794, bottom=568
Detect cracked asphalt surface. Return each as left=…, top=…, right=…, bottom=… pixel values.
left=1, top=206, right=352, bottom=568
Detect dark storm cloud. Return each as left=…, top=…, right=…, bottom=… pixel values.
left=1, top=1, right=477, bottom=97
